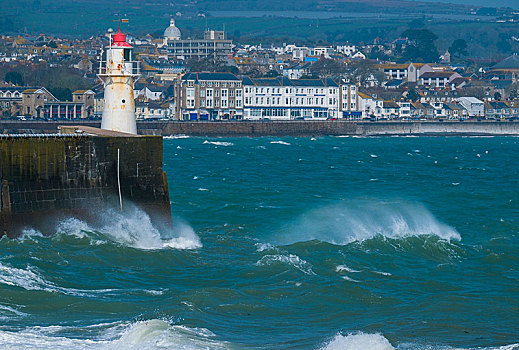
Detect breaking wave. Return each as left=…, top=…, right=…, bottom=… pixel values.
left=164, top=135, right=190, bottom=139
left=203, top=140, right=234, bottom=146
left=256, top=254, right=316, bottom=275
left=270, top=140, right=291, bottom=145
left=43, top=207, right=201, bottom=250
left=277, top=200, right=460, bottom=246
left=320, top=332, right=394, bottom=350
left=319, top=332, right=519, bottom=350
left=0, top=319, right=230, bottom=350
left=0, top=261, right=116, bottom=297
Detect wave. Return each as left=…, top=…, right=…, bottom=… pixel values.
left=276, top=200, right=460, bottom=246
left=203, top=140, right=234, bottom=146
left=320, top=332, right=394, bottom=350
left=270, top=140, right=291, bottom=145
left=319, top=332, right=519, bottom=350
left=0, top=319, right=230, bottom=350
left=0, top=262, right=116, bottom=297
left=164, top=135, right=190, bottom=139
left=0, top=304, right=27, bottom=321
left=256, top=254, right=316, bottom=275
left=22, top=207, right=202, bottom=251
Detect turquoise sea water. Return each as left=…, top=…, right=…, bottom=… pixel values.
left=0, top=136, right=518, bottom=349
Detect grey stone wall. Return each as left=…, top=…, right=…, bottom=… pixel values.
left=0, top=135, right=170, bottom=236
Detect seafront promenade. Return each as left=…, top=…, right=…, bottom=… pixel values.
left=2, top=120, right=519, bottom=137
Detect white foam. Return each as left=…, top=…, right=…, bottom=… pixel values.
left=270, top=140, right=291, bottom=145
left=256, top=254, right=315, bottom=275
left=55, top=218, right=93, bottom=239
left=198, top=188, right=209, bottom=191
left=203, top=140, right=234, bottom=146
left=320, top=332, right=395, bottom=350
left=0, top=262, right=117, bottom=297
left=0, top=319, right=230, bottom=350
left=279, top=200, right=461, bottom=246
left=335, top=265, right=360, bottom=273
left=370, top=154, right=378, bottom=158
left=50, top=208, right=201, bottom=251
left=164, top=135, right=190, bottom=139
left=0, top=304, right=27, bottom=321
left=255, top=242, right=275, bottom=252
left=372, top=270, right=392, bottom=276
left=162, top=220, right=202, bottom=250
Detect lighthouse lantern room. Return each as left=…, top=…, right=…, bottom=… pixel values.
left=98, top=27, right=140, bottom=134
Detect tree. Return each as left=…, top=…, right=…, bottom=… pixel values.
left=309, top=57, right=344, bottom=77
left=401, top=29, right=439, bottom=63
left=4, top=71, right=24, bottom=86
left=186, top=57, right=238, bottom=74
left=49, top=87, right=72, bottom=101
left=449, top=39, right=468, bottom=58
left=406, top=88, right=420, bottom=102
left=506, top=83, right=519, bottom=100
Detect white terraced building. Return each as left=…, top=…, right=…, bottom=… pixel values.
left=242, top=76, right=340, bottom=120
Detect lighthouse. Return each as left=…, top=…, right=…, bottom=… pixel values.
left=98, top=28, right=139, bottom=134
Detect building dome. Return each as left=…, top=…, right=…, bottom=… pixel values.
left=164, top=18, right=181, bottom=41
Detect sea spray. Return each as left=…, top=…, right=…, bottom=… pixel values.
left=49, top=207, right=201, bottom=250
left=275, top=199, right=460, bottom=246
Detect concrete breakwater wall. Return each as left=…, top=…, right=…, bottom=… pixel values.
left=0, top=135, right=171, bottom=236
left=146, top=120, right=519, bottom=137
left=2, top=120, right=519, bottom=137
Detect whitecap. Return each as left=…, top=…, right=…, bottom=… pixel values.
left=50, top=208, right=201, bottom=251
left=255, top=242, right=275, bottom=252
left=276, top=199, right=461, bottom=246
left=371, top=270, right=392, bottom=276
left=341, top=276, right=360, bottom=283
left=320, top=332, right=394, bottom=350
left=164, top=135, right=190, bottom=139
left=198, top=188, right=209, bottom=192
left=203, top=140, right=234, bottom=146
left=0, top=319, right=231, bottom=350
left=335, top=265, right=360, bottom=273
left=256, top=254, right=316, bottom=275
left=370, top=154, right=378, bottom=158
left=0, top=262, right=117, bottom=297
left=270, top=140, right=291, bottom=145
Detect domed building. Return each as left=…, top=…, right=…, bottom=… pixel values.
left=163, top=18, right=181, bottom=45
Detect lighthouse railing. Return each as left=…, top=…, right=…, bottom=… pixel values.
left=97, top=60, right=141, bottom=77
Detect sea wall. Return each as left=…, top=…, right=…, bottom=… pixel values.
left=0, top=135, right=170, bottom=236
left=2, top=120, right=519, bottom=137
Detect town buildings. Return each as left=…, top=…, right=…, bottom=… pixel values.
left=242, top=76, right=340, bottom=120
left=179, top=72, right=243, bottom=120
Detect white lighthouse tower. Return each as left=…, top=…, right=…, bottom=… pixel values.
left=98, top=27, right=139, bottom=134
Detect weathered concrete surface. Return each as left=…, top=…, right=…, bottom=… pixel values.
left=0, top=135, right=171, bottom=237
left=3, top=120, right=519, bottom=137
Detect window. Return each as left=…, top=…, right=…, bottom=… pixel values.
left=236, top=90, right=242, bottom=97
left=222, top=89, right=228, bottom=97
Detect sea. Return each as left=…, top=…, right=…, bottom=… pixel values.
left=0, top=136, right=518, bottom=350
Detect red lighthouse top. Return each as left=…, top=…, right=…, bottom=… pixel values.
left=111, top=29, right=132, bottom=48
